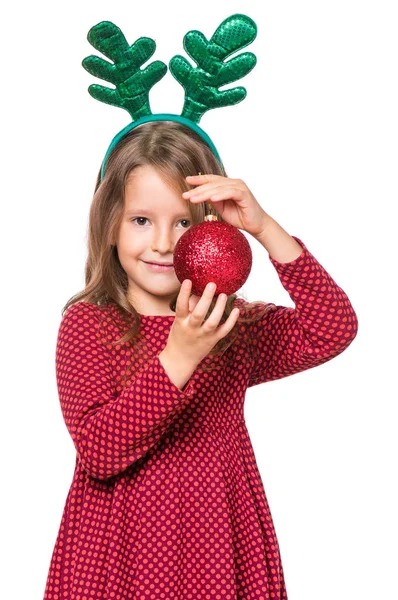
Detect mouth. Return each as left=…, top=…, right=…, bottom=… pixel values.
left=143, top=261, right=174, bottom=272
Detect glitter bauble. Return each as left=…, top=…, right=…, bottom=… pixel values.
left=173, top=220, right=252, bottom=296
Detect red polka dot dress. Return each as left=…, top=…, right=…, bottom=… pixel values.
left=43, top=236, right=358, bottom=599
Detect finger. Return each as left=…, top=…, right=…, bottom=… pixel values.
left=190, top=282, right=217, bottom=324
left=189, top=187, right=241, bottom=204
left=188, top=294, right=200, bottom=313
left=214, top=306, right=240, bottom=339
left=175, top=279, right=192, bottom=318
left=185, top=174, right=221, bottom=183
left=202, top=293, right=228, bottom=330
left=182, top=184, right=220, bottom=200
left=183, top=183, right=226, bottom=199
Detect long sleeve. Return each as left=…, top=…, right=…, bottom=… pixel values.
left=55, top=302, right=198, bottom=481
left=243, top=235, right=358, bottom=387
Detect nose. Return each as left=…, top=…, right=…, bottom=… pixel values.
left=151, top=225, right=175, bottom=254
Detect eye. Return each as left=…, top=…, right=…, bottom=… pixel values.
left=178, top=219, right=191, bottom=228
left=131, top=217, right=149, bottom=226
left=131, top=217, right=191, bottom=228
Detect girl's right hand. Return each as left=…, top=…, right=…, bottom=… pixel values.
left=166, top=279, right=240, bottom=367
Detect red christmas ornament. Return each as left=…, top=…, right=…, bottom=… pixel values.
left=173, top=202, right=252, bottom=297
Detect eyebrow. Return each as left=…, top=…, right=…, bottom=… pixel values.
left=125, top=208, right=190, bottom=218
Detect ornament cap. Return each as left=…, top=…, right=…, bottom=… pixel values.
left=204, top=198, right=219, bottom=221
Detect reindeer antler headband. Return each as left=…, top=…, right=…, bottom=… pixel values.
left=82, top=14, right=258, bottom=181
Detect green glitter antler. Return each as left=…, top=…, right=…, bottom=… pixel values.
left=169, top=14, right=257, bottom=123
left=82, top=21, right=167, bottom=120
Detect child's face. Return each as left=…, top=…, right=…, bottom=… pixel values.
left=115, top=164, right=192, bottom=315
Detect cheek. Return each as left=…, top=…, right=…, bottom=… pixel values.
left=177, top=226, right=191, bottom=238
left=119, top=225, right=148, bottom=253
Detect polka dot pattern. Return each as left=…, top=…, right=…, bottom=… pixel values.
left=43, top=236, right=358, bottom=599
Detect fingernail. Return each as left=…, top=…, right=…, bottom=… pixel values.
left=208, top=282, right=216, bottom=291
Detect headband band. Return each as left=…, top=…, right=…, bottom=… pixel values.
left=100, top=113, right=223, bottom=181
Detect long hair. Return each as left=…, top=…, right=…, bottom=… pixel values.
left=62, top=121, right=272, bottom=376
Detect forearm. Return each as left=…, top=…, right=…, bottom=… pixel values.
left=158, top=347, right=197, bottom=391
left=246, top=233, right=359, bottom=387
left=253, top=213, right=304, bottom=263
left=71, top=352, right=198, bottom=480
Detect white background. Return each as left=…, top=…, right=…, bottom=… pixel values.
left=1, top=1, right=397, bottom=598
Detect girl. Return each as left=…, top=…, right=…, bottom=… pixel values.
left=43, top=120, right=358, bottom=599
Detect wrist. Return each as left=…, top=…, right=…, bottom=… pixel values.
left=159, top=345, right=198, bottom=371
left=252, top=212, right=274, bottom=239
left=158, top=346, right=198, bottom=391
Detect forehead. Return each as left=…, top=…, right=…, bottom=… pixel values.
left=124, top=165, right=189, bottom=214
left=126, top=165, right=181, bottom=193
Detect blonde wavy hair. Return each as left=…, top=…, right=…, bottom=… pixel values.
left=62, top=121, right=272, bottom=374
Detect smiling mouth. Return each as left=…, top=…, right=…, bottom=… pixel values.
left=144, top=261, right=174, bottom=271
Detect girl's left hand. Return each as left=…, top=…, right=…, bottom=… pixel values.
left=182, top=174, right=269, bottom=238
